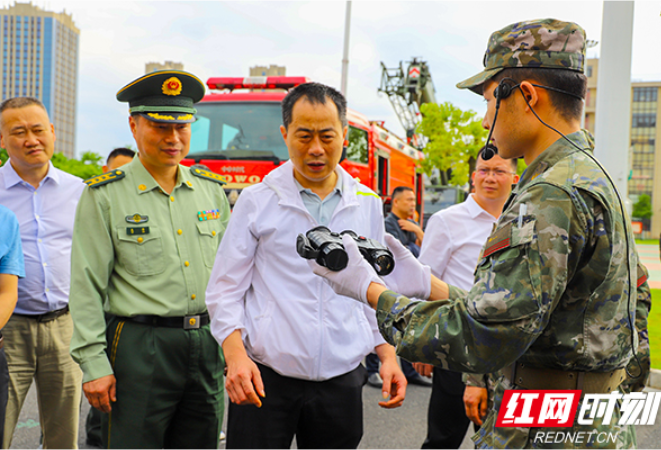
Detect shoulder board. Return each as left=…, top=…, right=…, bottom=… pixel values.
left=84, top=169, right=126, bottom=188
left=190, top=168, right=227, bottom=185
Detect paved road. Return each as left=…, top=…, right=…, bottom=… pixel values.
left=7, top=371, right=452, bottom=449
left=7, top=372, right=661, bottom=449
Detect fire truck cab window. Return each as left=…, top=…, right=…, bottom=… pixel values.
left=189, top=102, right=289, bottom=160
left=346, top=126, right=368, bottom=164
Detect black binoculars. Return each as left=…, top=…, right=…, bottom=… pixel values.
left=296, top=226, right=394, bottom=276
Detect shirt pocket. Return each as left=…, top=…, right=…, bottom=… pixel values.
left=115, top=226, right=166, bottom=276
left=196, top=221, right=222, bottom=268
left=472, top=218, right=541, bottom=323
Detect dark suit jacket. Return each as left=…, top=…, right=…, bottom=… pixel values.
left=385, top=212, right=420, bottom=257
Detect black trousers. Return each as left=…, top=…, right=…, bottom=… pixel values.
left=421, top=367, right=473, bottom=449
left=227, top=362, right=367, bottom=449
left=102, top=317, right=224, bottom=449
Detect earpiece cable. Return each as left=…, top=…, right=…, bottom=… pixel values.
left=515, top=85, right=641, bottom=378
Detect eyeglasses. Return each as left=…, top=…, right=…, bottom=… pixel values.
left=475, top=168, right=516, bottom=178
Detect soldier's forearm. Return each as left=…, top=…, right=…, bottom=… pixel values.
left=367, top=283, right=388, bottom=309
left=376, top=288, right=533, bottom=374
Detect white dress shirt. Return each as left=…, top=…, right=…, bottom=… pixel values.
left=419, top=194, right=498, bottom=290
left=0, top=161, right=85, bottom=314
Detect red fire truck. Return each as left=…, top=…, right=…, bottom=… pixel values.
left=182, top=76, right=424, bottom=219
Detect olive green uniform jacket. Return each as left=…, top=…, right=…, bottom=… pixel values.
left=69, top=158, right=230, bottom=383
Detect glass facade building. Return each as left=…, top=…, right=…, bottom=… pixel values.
left=584, top=58, right=661, bottom=237
left=0, top=2, right=79, bottom=158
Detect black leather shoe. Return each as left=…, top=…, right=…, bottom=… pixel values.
left=85, top=438, right=104, bottom=449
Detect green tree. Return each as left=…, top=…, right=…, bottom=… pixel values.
left=632, top=194, right=653, bottom=219
left=417, top=102, right=488, bottom=186
left=52, top=151, right=103, bottom=179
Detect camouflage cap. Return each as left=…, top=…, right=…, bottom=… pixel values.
left=116, top=70, right=205, bottom=123
left=457, top=19, right=586, bottom=95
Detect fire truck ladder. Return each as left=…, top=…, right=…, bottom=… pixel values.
left=378, top=58, right=436, bottom=148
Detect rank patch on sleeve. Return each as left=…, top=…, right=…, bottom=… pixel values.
left=483, top=222, right=513, bottom=258
left=637, top=262, right=649, bottom=288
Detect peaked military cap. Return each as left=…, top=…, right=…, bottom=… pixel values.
left=457, top=19, right=586, bottom=95
left=116, top=70, right=205, bottom=123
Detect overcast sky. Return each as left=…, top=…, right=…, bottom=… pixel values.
left=8, top=0, right=661, bottom=159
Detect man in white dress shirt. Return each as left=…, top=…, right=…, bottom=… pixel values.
left=205, top=82, right=406, bottom=449
left=0, top=97, right=84, bottom=448
left=413, top=149, right=518, bottom=448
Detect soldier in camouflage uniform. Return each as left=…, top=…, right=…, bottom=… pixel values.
left=310, top=19, right=651, bottom=449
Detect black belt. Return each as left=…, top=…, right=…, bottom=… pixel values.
left=120, top=312, right=210, bottom=330
left=14, top=305, right=69, bottom=323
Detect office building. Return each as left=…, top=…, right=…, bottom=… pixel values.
left=584, top=58, right=661, bottom=237
left=0, top=2, right=79, bottom=158
left=250, top=65, right=286, bottom=77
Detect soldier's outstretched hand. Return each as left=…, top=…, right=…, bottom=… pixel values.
left=464, top=386, right=488, bottom=426
left=308, top=234, right=385, bottom=303
left=382, top=234, right=431, bottom=300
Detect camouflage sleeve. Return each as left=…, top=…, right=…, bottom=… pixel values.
left=376, top=184, right=588, bottom=374
left=621, top=263, right=651, bottom=393
left=463, top=373, right=487, bottom=388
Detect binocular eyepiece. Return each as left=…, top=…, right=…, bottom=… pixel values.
left=296, top=226, right=395, bottom=276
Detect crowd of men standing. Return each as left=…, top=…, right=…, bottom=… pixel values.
left=0, top=70, right=411, bottom=449
left=0, top=16, right=653, bottom=450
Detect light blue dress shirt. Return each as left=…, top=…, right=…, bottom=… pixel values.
left=0, top=161, right=85, bottom=314
left=294, top=171, right=343, bottom=226
left=0, top=205, right=25, bottom=278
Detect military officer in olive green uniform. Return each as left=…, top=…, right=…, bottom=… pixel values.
left=69, top=70, right=230, bottom=449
